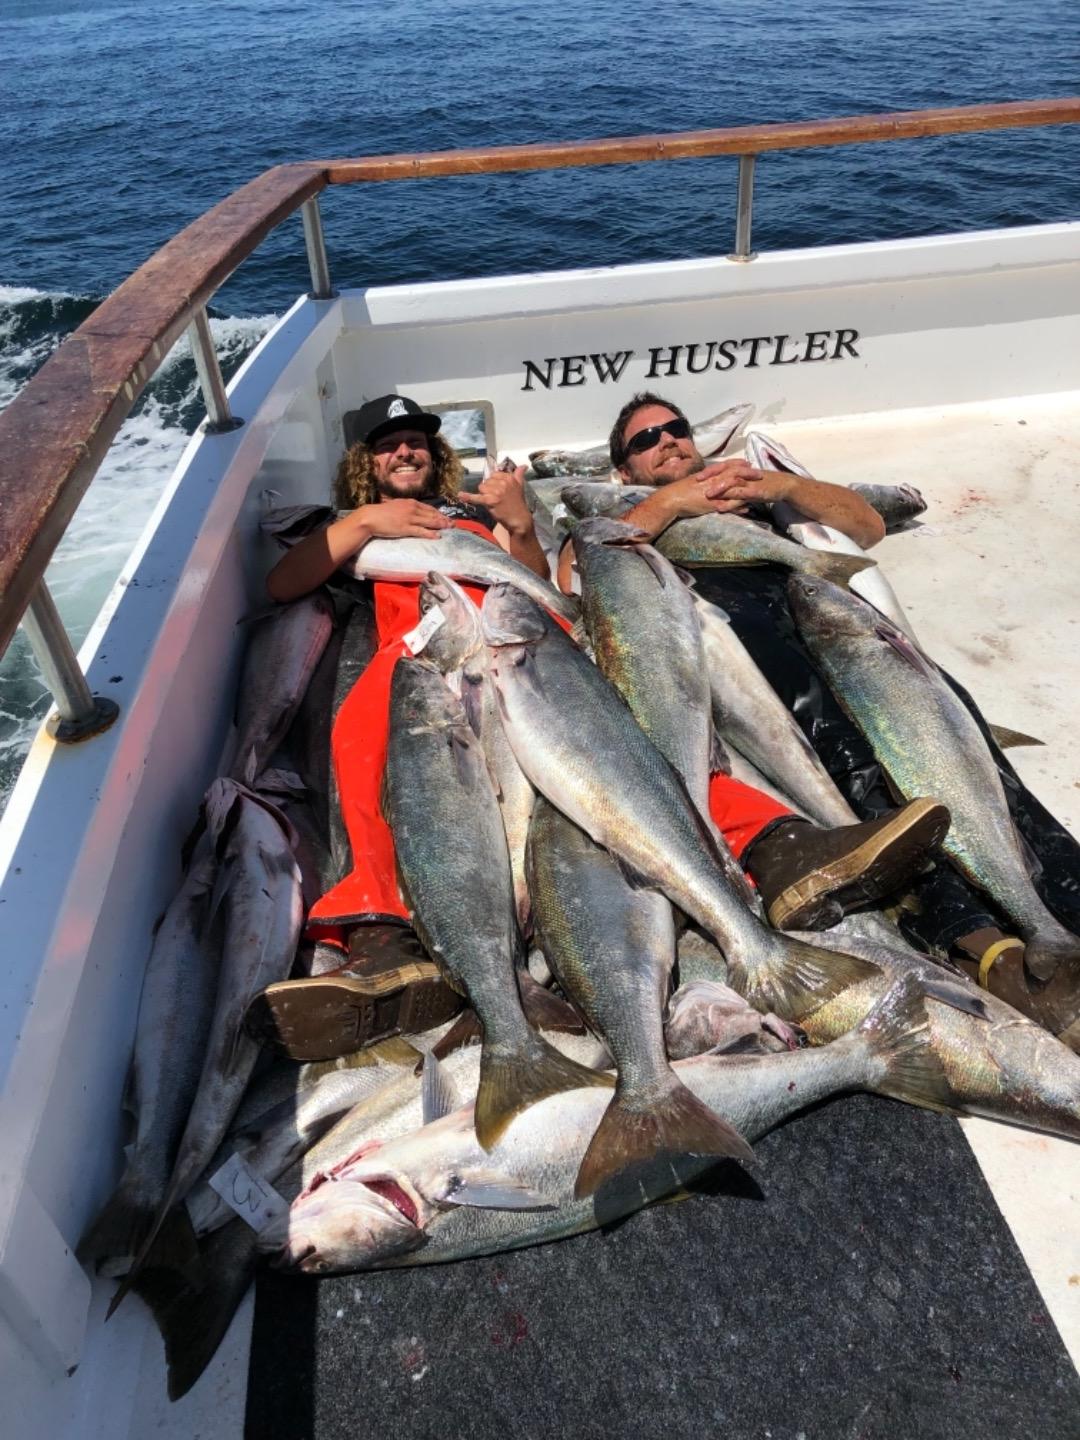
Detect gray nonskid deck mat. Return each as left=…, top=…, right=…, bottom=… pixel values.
left=245, top=1094, right=1080, bottom=1440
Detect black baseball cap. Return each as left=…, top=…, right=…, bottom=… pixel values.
left=354, top=394, right=442, bottom=447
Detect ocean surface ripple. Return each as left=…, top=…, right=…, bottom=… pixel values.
left=1, top=0, right=1078, bottom=807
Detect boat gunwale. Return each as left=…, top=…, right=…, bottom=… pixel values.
left=1, top=97, right=1080, bottom=659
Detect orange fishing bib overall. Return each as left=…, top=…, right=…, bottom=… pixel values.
left=306, top=518, right=789, bottom=944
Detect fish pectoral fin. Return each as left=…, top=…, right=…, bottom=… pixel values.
left=611, top=850, right=658, bottom=893
left=421, top=1052, right=460, bottom=1125
left=710, top=729, right=732, bottom=776
left=920, top=977, right=990, bottom=1021
left=874, top=623, right=937, bottom=680
left=988, top=722, right=1045, bottom=750
left=441, top=1172, right=558, bottom=1212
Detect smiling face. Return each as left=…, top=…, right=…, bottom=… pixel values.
left=370, top=428, right=435, bottom=499
left=618, top=404, right=705, bottom=487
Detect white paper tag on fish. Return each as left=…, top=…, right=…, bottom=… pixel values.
left=551, top=503, right=569, bottom=525
left=208, top=1152, right=289, bottom=1233
left=403, top=603, right=447, bottom=655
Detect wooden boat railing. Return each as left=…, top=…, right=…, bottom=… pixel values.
left=2, top=98, right=1079, bottom=739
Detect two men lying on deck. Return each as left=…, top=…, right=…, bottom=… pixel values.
left=244, top=394, right=948, bottom=1064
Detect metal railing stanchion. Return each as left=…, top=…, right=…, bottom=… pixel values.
left=187, top=306, right=244, bottom=433
left=728, top=155, right=758, bottom=262
left=21, top=581, right=119, bottom=742
left=302, top=197, right=335, bottom=299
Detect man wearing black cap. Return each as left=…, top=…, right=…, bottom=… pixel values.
left=250, top=395, right=549, bottom=1061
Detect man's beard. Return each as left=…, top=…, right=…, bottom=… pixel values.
left=651, top=450, right=705, bottom=487
left=377, top=470, right=437, bottom=500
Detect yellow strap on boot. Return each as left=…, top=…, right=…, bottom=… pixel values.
left=978, top=937, right=1024, bottom=989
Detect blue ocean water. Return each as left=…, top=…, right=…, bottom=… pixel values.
left=0, top=0, right=1078, bottom=804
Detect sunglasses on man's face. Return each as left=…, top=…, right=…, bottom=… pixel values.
left=623, top=415, right=692, bottom=457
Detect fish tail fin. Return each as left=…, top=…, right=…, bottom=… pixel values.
left=133, top=1223, right=257, bottom=1401
left=574, top=1075, right=754, bottom=1200
left=474, top=1036, right=614, bottom=1151
left=810, top=551, right=877, bottom=588
left=728, top=935, right=881, bottom=1023
left=105, top=1149, right=201, bottom=1317
left=857, top=972, right=955, bottom=1112
left=77, top=1169, right=157, bottom=1271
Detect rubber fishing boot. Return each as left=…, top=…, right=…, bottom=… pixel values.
left=953, top=927, right=1080, bottom=1050
left=243, top=921, right=463, bottom=1062
left=743, top=798, right=951, bottom=931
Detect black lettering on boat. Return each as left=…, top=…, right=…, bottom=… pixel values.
left=646, top=345, right=683, bottom=378
left=741, top=336, right=772, bottom=368
left=714, top=339, right=739, bottom=371
left=684, top=342, right=718, bottom=374
left=560, top=356, right=588, bottom=386
left=769, top=334, right=800, bottom=366
left=833, top=328, right=860, bottom=359
left=522, top=358, right=558, bottom=391
left=802, top=331, right=831, bottom=362
left=589, top=351, right=633, bottom=383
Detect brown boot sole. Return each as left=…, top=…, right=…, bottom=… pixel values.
left=768, top=798, right=951, bottom=931
left=244, top=962, right=464, bottom=1062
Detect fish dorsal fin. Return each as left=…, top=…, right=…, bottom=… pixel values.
left=421, top=1052, right=459, bottom=1125
left=988, top=722, right=1045, bottom=750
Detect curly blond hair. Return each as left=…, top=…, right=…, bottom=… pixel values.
left=334, top=434, right=465, bottom=509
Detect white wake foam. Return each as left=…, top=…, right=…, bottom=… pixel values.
left=0, top=289, right=278, bottom=810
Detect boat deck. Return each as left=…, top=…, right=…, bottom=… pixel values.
left=48, top=391, right=1080, bottom=1439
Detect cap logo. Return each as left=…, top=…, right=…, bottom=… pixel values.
left=387, top=398, right=408, bottom=419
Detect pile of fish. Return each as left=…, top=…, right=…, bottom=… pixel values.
left=79, top=429, right=1080, bottom=1403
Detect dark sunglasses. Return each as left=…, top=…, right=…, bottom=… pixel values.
left=623, top=415, right=692, bottom=456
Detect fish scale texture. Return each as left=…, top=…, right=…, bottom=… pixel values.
left=245, top=1096, right=1080, bottom=1439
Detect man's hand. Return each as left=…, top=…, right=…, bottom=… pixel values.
left=459, top=465, right=536, bottom=538
left=625, top=460, right=773, bottom=536
left=353, top=499, right=450, bottom=545
left=703, top=465, right=797, bottom=509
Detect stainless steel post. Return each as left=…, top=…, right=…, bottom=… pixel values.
left=22, top=581, right=119, bottom=742
left=187, top=306, right=243, bottom=433
left=728, top=155, right=758, bottom=262
left=302, top=197, right=335, bottom=299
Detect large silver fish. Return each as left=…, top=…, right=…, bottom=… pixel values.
left=138, top=1021, right=610, bottom=1401
left=796, top=918, right=1080, bottom=1134
left=573, top=517, right=716, bottom=812
left=108, top=780, right=304, bottom=1311
left=262, top=974, right=949, bottom=1274
left=743, top=430, right=918, bottom=638
left=691, top=592, right=857, bottom=829
left=789, top=575, right=1080, bottom=986
left=481, top=584, right=876, bottom=1020
left=560, top=483, right=876, bottom=589
left=78, top=837, right=221, bottom=1272
left=230, top=593, right=335, bottom=786
left=384, top=658, right=611, bottom=1149
left=417, top=573, right=535, bottom=935
left=341, top=528, right=578, bottom=623
left=527, top=798, right=753, bottom=1197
